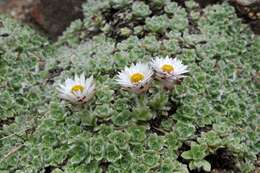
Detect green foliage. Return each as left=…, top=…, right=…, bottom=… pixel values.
left=145, top=15, right=169, bottom=33
left=181, top=143, right=210, bottom=172
left=146, top=134, right=163, bottom=151
left=132, top=1, right=151, bottom=18
left=182, top=143, right=207, bottom=161
left=0, top=0, right=259, bottom=172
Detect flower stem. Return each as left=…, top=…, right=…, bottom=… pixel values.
left=134, top=94, right=146, bottom=107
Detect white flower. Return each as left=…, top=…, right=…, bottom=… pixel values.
left=116, top=63, right=154, bottom=93
left=150, top=56, right=188, bottom=89
left=151, top=56, right=188, bottom=80
left=57, top=73, right=95, bottom=104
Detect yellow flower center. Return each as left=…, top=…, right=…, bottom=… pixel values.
left=130, top=73, right=144, bottom=84
left=161, top=64, right=174, bottom=73
left=71, top=85, right=84, bottom=93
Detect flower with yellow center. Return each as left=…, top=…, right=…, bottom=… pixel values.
left=150, top=56, right=188, bottom=89
left=57, top=73, right=95, bottom=104
left=116, top=63, right=153, bottom=93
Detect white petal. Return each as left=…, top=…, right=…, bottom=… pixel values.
left=80, top=73, right=86, bottom=84
left=65, top=78, right=74, bottom=87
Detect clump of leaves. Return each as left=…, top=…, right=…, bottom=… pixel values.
left=181, top=143, right=211, bottom=172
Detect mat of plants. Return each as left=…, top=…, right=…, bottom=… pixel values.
left=0, top=0, right=259, bottom=172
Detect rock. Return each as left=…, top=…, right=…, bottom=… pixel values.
left=232, top=0, right=260, bottom=6
left=0, top=0, right=35, bottom=21
left=229, top=0, right=260, bottom=34
left=31, top=0, right=85, bottom=40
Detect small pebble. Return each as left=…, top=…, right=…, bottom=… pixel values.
left=248, top=12, right=256, bottom=19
